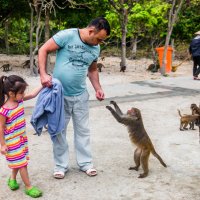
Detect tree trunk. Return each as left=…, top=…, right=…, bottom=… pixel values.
left=161, top=29, right=172, bottom=75
left=108, top=0, right=135, bottom=71
left=161, top=0, right=184, bottom=75
left=171, top=38, right=175, bottom=61
left=45, top=8, right=50, bottom=42
left=29, top=0, right=44, bottom=76
left=4, top=19, right=10, bottom=54
left=130, top=36, right=138, bottom=59
left=151, top=40, right=158, bottom=65
left=120, top=8, right=128, bottom=72
left=29, top=4, right=35, bottom=76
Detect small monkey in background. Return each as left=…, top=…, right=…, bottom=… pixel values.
left=178, top=109, right=200, bottom=131
left=190, top=104, right=200, bottom=143
left=106, top=101, right=167, bottom=178
left=97, top=63, right=105, bottom=72
left=0, top=64, right=11, bottom=72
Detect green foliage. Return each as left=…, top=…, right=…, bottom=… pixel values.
left=0, top=17, right=30, bottom=54
left=0, top=0, right=199, bottom=56
left=0, top=28, right=4, bottom=37
left=0, top=0, right=29, bottom=23
left=105, top=0, right=169, bottom=48
left=128, top=0, right=169, bottom=38
left=105, top=11, right=121, bottom=38
left=173, top=0, right=200, bottom=41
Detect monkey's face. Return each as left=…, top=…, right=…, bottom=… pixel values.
left=191, top=104, right=200, bottom=114
left=127, top=108, right=141, bottom=120
left=191, top=104, right=198, bottom=110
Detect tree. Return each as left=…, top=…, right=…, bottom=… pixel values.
left=28, top=0, right=94, bottom=75
left=107, top=0, right=138, bottom=72
left=161, top=0, right=184, bottom=75
left=173, top=0, right=200, bottom=41
left=29, top=0, right=45, bottom=76
left=128, top=0, right=168, bottom=59
left=0, top=0, right=28, bottom=54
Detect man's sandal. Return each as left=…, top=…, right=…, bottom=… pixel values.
left=53, top=171, right=65, bottom=179
left=25, top=186, right=43, bottom=198
left=85, top=168, right=97, bottom=177
left=7, top=178, right=19, bottom=190
left=194, top=77, right=200, bottom=80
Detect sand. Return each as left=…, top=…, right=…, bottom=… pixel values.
left=0, top=54, right=200, bottom=200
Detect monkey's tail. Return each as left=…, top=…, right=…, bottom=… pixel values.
left=151, top=149, right=167, bottom=168
left=178, top=109, right=182, bottom=117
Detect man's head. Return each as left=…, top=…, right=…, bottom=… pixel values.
left=83, top=17, right=110, bottom=46
left=195, top=31, right=200, bottom=35
left=88, top=17, right=110, bottom=36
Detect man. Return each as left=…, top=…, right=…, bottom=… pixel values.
left=38, top=17, right=110, bottom=178
left=189, top=31, right=200, bottom=80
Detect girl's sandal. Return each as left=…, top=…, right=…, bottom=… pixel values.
left=25, top=186, right=43, bottom=198
left=7, top=178, right=19, bottom=190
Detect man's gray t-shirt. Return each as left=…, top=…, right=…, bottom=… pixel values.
left=52, top=28, right=100, bottom=96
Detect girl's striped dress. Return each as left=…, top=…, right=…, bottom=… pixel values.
left=0, top=100, right=29, bottom=169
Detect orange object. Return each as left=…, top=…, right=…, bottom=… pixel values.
left=156, top=46, right=173, bottom=73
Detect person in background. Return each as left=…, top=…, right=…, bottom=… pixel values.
left=38, top=17, right=110, bottom=179
left=189, top=31, right=200, bottom=80
left=0, top=75, right=43, bottom=198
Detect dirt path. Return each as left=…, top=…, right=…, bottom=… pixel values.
left=1, top=55, right=200, bottom=200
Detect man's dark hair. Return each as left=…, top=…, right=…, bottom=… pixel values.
left=88, top=17, right=110, bottom=36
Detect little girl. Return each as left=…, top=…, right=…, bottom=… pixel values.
left=0, top=75, right=43, bottom=198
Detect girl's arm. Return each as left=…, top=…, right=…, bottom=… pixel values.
left=24, top=85, right=44, bottom=101
left=0, top=114, right=7, bottom=155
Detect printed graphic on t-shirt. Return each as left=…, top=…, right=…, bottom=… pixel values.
left=67, top=44, right=97, bottom=69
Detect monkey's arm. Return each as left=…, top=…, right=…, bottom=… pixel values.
left=110, top=101, right=123, bottom=115
left=106, top=106, right=130, bottom=125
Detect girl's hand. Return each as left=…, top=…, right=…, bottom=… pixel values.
left=1, top=144, right=8, bottom=155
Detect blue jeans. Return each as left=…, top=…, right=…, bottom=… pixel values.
left=51, top=90, right=93, bottom=173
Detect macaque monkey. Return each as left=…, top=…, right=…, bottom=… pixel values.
left=0, top=64, right=11, bottom=72
left=178, top=109, right=200, bottom=131
left=190, top=103, right=200, bottom=115
left=100, top=56, right=105, bottom=61
left=106, top=101, right=167, bottom=178
left=146, top=63, right=159, bottom=73
left=190, top=104, right=200, bottom=143
left=21, top=59, right=37, bottom=68
left=97, top=63, right=105, bottom=72
left=120, top=61, right=126, bottom=72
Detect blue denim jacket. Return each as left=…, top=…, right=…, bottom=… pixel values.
left=30, top=78, right=65, bottom=138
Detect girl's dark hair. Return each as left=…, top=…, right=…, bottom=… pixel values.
left=0, top=75, right=28, bottom=107
left=88, top=17, right=110, bottom=36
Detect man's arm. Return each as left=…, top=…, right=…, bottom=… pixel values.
left=38, top=38, right=59, bottom=87
left=88, top=62, right=104, bottom=101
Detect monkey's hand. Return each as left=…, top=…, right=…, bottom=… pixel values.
left=106, top=105, right=112, bottom=111
left=110, top=100, right=116, bottom=105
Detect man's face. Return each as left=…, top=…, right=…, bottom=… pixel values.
left=87, top=28, right=108, bottom=46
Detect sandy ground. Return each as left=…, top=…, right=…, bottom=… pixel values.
left=0, top=55, right=200, bottom=200
left=0, top=53, right=192, bottom=82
